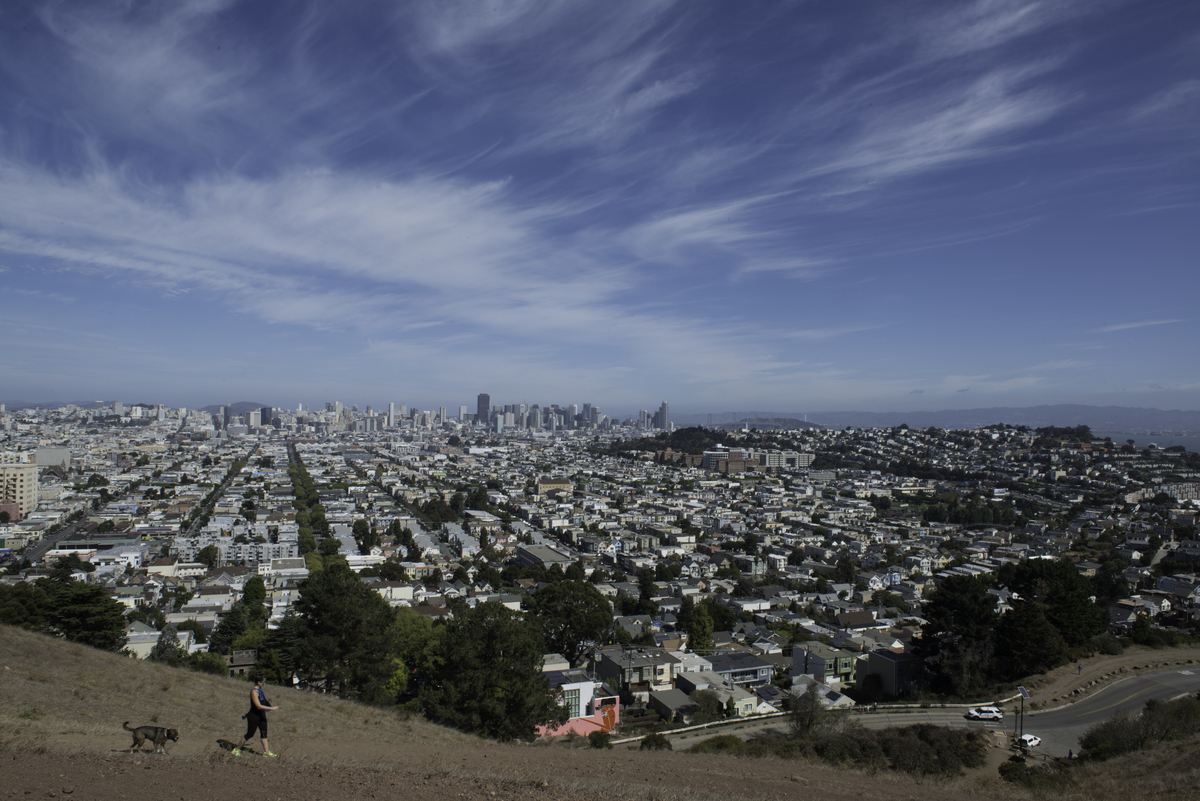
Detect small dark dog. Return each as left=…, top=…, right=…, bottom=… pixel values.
left=123, top=721, right=180, bottom=754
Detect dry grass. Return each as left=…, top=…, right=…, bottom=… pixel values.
left=5, top=623, right=1197, bottom=801
left=0, top=624, right=476, bottom=761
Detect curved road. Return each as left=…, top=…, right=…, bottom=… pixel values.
left=665, top=666, right=1200, bottom=758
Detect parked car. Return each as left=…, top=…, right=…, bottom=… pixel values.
left=966, top=706, right=1004, bottom=721
left=1018, top=734, right=1041, bottom=749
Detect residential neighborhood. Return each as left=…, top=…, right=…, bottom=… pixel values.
left=3, top=399, right=1200, bottom=737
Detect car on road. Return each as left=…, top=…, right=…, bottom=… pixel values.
left=966, top=706, right=1003, bottom=721
left=1018, top=734, right=1041, bottom=749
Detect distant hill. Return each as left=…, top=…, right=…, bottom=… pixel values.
left=676, top=405, right=1200, bottom=432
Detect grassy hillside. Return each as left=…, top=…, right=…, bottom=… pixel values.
left=0, top=624, right=477, bottom=761
left=3, top=623, right=1199, bottom=801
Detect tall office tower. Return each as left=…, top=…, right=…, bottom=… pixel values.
left=388, top=402, right=397, bottom=427
left=529, top=407, right=541, bottom=429
left=261, top=406, right=273, bottom=428
left=398, top=405, right=407, bottom=416
left=639, top=410, right=649, bottom=429
left=568, top=404, right=578, bottom=427
left=653, top=401, right=670, bottom=430
left=247, top=409, right=261, bottom=428
left=438, top=406, right=447, bottom=424
left=365, top=406, right=372, bottom=416
left=334, top=401, right=343, bottom=418
left=458, top=405, right=468, bottom=420
left=590, top=406, right=600, bottom=425
left=299, top=403, right=304, bottom=413
left=581, top=403, right=591, bottom=423
left=477, top=393, right=490, bottom=425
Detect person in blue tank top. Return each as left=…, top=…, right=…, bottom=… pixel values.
left=232, top=673, right=279, bottom=756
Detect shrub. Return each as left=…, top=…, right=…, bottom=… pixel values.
left=588, top=731, right=613, bottom=749
left=809, top=730, right=885, bottom=770
left=1080, top=697, right=1200, bottom=761
left=999, top=759, right=1074, bottom=790
left=640, top=732, right=673, bottom=751
left=687, top=735, right=746, bottom=755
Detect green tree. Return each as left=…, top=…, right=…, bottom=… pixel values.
left=1001, top=558, right=1108, bottom=647
left=40, top=580, right=127, bottom=651
left=319, top=537, right=342, bottom=557
left=991, top=601, right=1068, bottom=682
left=176, top=618, right=207, bottom=644
left=197, top=544, right=220, bottom=568
left=189, top=651, right=229, bottom=674
left=789, top=686, right=849, bottom=737
left=148, top=625, right=187, bottom=665
left=833, top=556, right=856, bottom=584
left=525, top=580, right=613, bottom=666
left=297, top=528, right=317, bottom=554
left=243, top=575, right=266, bottom=607
left=209, top=602, right=250, bottom=655
left=919, top=575, right=997, bottom=696
left=420, top=602, right=567, bottom=740
left=688, top=602, right=715, bottom=654
left=293, top=561, right=400, bottom=704
left=0, top=581, right=49, bottom=630
left=692, top=689, right=723, bottom=723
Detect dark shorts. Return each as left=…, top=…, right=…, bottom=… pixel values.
left=244, top=711, right=267, bottom=740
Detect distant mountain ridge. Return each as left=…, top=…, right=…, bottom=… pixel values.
left=674, top=404, right=1200, bottom=432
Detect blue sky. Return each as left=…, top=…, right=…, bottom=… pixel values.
left=1, top=0, right=1197, bottom=415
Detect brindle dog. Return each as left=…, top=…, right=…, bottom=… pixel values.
left=123, top=721, right=179, bottom=754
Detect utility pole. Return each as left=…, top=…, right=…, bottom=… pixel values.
left=1017, top=685, right=1029, bottom=741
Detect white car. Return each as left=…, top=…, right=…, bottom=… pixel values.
left=1018, top=734, right=1041, bottom=749
left=966, top=706, right=1003, bottom=721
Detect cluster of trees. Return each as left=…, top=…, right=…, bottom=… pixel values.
left=274, top=561, right=574, bottom=739
left=288, top=456, right=328, bottom=555
left=595, top=426, right=725, bottom=458
left=919, top=560, right=1109, bottom=694
left=0, top=564, right=127, bottom=651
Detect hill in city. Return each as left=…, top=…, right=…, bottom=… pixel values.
left=4, top=625, right=1200, bottom=801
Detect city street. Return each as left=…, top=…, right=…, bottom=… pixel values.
left=662, top=665, right=1200, bottom=758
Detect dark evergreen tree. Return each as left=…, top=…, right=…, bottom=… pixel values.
left=419, top=602, right=566, bottom=740
left=293, top=560, right=401, bottom=704
left=991, top=601, right=1068, bottom=681
left=918, top=575, right=997, bottom=696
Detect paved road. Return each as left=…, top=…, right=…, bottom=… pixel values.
left=1025, top=666, right=1200, bottom=755
left=664, top=666, right=1200, bottom=758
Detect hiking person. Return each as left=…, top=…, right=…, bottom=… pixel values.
left=233, top=673, right=279, bottom=756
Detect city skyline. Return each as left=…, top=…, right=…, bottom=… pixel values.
left=1, top=2, right=1197, bottom=412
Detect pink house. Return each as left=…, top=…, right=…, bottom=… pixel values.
left=536, top=670, right=620, bottom=738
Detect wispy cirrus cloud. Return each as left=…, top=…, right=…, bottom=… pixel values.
left=1089, top=319, right=1182, bottom=334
